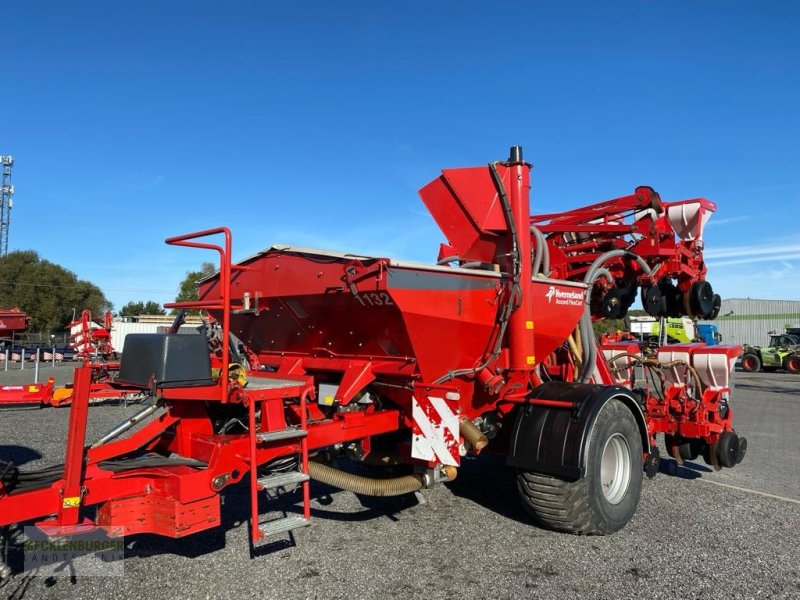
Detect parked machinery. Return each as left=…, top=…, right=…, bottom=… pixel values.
left=0, top=147, right=745, bottom=568
left=0, top=310, right=140, bottom=408
left=741, top=332, right=800, bottom=374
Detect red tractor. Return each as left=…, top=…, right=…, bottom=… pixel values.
left=0, top=147, right=745, bottom=573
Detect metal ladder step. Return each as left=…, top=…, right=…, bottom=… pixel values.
left=258, top=515, right=311, bottom=538
left=257, top=471, right=310, bottom=490
left=256, top=427, right=308, bottom=443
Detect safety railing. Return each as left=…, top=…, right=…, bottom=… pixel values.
left=164, top=227, right=234, bottom=399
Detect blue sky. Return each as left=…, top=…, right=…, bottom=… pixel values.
left=3, top=1, right=799, bottom=310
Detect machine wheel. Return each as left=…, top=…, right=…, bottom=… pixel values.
left=785, top=355, right=800, bottom=374
left=516, top=399, right=643, bottom=535
left=707, top=294, right=722, bottom=320
left=666, top=435, right=703, bottom=462
left=688, top=281, right=715, bottom=317
left=641, top=285, right=665, bottom=316
left=741, top=353, right=761, bottom=373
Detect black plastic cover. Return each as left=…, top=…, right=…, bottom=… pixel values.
left=117, top=334, right=214, bottom=388
left=507, top=382, right=643, bottom=480
left=0, top=459, right=19, bottom=493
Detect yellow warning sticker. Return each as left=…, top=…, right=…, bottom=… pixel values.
left=526, top=356, right=536, bottom=365
left=62, top=496, right=81, bottom=509
left=28, top=385, right=38, bottom=392
left=525, top=321, right=534, bottom=330
left=320, top=396, right=335, bottom=406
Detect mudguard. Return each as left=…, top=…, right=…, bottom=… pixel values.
left=507, top=382, right=649, bottom=480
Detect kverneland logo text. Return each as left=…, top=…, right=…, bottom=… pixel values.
left=545, top=286, right=584, bottom=303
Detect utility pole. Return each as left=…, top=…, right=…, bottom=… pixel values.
left=0, top=155, right=14, bottom=255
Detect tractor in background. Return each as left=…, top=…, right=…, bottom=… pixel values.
left=741, top=332, right=800, bottom=374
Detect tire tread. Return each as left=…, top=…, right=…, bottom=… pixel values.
left=515, top=399, right=641, bottom=535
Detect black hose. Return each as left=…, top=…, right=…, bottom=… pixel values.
left=168, top=309, right=187, bottom=335
left=4, top=453, right=207, bottom=495
left=433, top=163, right=522, bottom=385
left=0, top=460, right=19, bottom=493
left=98, top=453, right=207, bottom=472
left=488, top=163, right=522, bottom=298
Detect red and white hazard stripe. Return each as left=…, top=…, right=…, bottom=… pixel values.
left=411, top=394, right=461, bottom=467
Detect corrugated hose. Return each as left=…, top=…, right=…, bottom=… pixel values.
left=308, top=461, right=456, bottom=497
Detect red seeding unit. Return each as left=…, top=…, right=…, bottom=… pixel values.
left=0, top=310, right=133, bottom=408
left=0, top=147, right=745, bottom=566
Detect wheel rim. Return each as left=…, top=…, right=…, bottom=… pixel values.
left=743, top=356, right=755, bottom=370
left=600, top=433, right=632, bottom=505
left=789, top=357, right=800, bottom=373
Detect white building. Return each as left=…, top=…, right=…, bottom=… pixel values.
left=699, top=298, right=800, bottom=347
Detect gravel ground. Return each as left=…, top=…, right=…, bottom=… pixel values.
left=0, top=369, right=798, bottom=599
left=0, top=363, right=79, bottom=387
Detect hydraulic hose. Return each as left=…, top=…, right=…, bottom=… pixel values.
left=592, top=267, right=614, bottom=286
left=573, top=323, right=583, bottom=360
left=530, top=225, right=550, bottom=277
left=567, top=332, right=583, bottom=378
left=460, top=418, right=488, bottom=451
left=579, top=250, right=654, bottom=383
left=605, top=353, right=703, bottom=399
left=433, top=163, right=521, bottom=385
left=308, top=461, right=425, bottom=496
left=577, top=308, right=596, bottom=383
left=654, top=359, right=705, bottom=399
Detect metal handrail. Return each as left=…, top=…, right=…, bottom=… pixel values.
left=165, top=227, right=232, bottom=399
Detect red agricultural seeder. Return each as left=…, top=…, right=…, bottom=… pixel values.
left=0, top=310, right=140, bottom=408
left=0, top=147, right=745, bottom=571
left=68, top=309, right=117, bottom=363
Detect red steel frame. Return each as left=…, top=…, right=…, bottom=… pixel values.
left=530, top=188, right=715, bottom=295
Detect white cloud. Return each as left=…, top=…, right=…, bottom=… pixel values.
left=705, top=242, right=800, bottom=259
left=709, top=252, right=800, bottom=268
left=704, top=236, right=800, bottom=299
left=704, top=215, right=751, bottom=227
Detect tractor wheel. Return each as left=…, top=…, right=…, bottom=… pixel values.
left=741, top=353, right=761, bottom=373
left=786, top=355, right=800, bottom=374
left=516, top=399, right=643, bottom=535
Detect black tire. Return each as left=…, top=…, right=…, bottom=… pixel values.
left=785, top=354, right=800, bottom=375
left=516, top=399, right=644, bottom=535
left=741, top=353, right=761, bottom=373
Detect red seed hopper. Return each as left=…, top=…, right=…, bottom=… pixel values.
left=201, top=245, right=586, bottom=407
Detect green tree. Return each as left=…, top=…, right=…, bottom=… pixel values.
left=119, top=300, right=166, bottom=318
left=0, top=250, right=112, bottom=332
left=173, top=262, right=216, bottom=314
left=591, top=309, right=648, bottom=337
